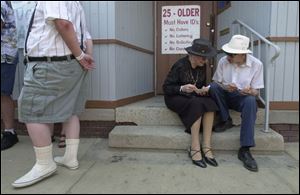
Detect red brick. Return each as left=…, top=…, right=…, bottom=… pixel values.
left=290, top=125, right=299, bottom=131
left=278, top=130, right=299, bottom=137
left=270, top=124, right=290, bottom=131
left=1, top=119, right=117, bottom=138
left=282, top=136, right=289, bottom=142
left=287, top=136, right=299, bottom=142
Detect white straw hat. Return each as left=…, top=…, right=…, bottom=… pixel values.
left=222, top=34, right=252, bottom=54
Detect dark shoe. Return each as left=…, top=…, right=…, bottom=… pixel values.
left=213, top=118, right=234, bottom=132
left=238, top=148, right=258, bottom=172
left=1, top=132, right=19, bottom=151
left=58, top=134, right=66, bottom=148
left=202, top=147, right=218, bottom=167
left=188, top=147, right=207, bottom=168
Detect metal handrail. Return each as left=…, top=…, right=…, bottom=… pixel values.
left=231, top=19, right=280, bottom=132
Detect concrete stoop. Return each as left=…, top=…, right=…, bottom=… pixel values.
left=108, top=125, right=284, bottom=152
left=116, top=96, right=265, bottom=126
left=109, top=96, right=285, bottom=152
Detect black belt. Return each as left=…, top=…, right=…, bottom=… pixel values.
left=24, top=55, right=76, bottom=64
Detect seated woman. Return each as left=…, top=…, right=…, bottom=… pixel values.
left=163, top=39, right=219, bottom=168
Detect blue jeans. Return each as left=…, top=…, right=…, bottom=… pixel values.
left=1, top=62, right=17, bottom=96
left=209, top=82, right=257, bottom=147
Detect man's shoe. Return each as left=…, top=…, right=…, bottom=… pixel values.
left=213, top=118, right=234, bottom=132
left=12, top=145, right=57, bottom=188
left=238, top=148, right=258, bottom=172
left=12, top=162, right=57, bottom=188
left=1, top=132, right=19, bottom=151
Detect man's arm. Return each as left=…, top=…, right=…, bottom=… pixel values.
left=54, top=19, right=82, bottom=58
left=84, top=39, right=93, bottom=56
left=54, top=19, right=95, bottom=70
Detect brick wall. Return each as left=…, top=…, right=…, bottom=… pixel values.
left=1, top=120, right=117, bottom=138
left=270, top=124, right=299, bottom=142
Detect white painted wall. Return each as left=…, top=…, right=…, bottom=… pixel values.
left=216, top=1, right=299, bottom=102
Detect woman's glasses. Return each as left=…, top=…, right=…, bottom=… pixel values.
left=200, top=56, right=207, bottom=60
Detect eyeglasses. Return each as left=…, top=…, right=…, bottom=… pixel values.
left=224, top=52, right=236, bottom=57
left=190, top=54, right=207, bottom=60
left=200, top=56, right=207, bottom=60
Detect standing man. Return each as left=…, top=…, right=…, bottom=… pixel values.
left=1, top=1, right=19, bottom=150
left=12, top=2, right=95, bottom=188
left=209, top=35, right=264, bottom=172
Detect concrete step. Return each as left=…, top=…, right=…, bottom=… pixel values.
left=116, top=96, right=265, bottom=126
left=109, top=125, right=284, bottom=152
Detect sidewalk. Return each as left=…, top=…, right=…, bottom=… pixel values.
left=1, top=136, right=299, bottom=194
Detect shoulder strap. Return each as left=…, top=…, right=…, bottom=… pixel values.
left=24, top=3, right=37, bottom=55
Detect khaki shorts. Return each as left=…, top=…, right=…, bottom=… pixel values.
left=18, top=60, right=88, bottom=123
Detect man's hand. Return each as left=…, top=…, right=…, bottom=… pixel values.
left=226, top=83, right=238, bottom=92
left=217, top=82, right=238, bottom=92
left=181, top=84, right=197, bottom=93
left=239, top=86, right=258, bottom=96
left=78, top=54, right=95, bottom=70
left=54, top=19, right=95, bottom=71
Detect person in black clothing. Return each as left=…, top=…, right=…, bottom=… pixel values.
left=163, top=39, right=219, bottom=168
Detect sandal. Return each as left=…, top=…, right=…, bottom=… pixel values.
left=201, top=146, right=218, bottom=167
left=58, top=134, right=66, bottom=148
left=187, top=146, right=207, bottom=168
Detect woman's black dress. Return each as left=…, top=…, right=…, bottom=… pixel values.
left=163, top=56, right=218, bottom=133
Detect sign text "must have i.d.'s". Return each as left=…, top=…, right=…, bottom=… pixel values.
left=161, top=5, right=201, bottom=54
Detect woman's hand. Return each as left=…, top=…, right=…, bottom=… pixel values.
left=180, top=84, right=197, bottom=93
left=195, top=86, right=210, bottom=96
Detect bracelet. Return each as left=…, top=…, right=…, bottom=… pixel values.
left=75, top=51, right=85, bottom=61
left=180, top=86, right=183, bottom=92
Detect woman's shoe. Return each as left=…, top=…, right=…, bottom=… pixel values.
left=202, top=147, right=218, bottom=167
left=188, top=147, right=207, bottom=168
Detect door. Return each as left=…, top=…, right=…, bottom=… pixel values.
left=155, top=1, right=216, bottom=94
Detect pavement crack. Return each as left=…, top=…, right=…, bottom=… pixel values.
left=66, top=161, right=97, bottom=194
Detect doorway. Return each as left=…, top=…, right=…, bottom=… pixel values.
left=155, top=1, right=216, bottom=94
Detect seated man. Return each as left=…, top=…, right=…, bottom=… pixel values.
left=209, top=35, right=264, bottom=172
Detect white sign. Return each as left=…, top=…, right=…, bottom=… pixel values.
left=161, top=5, right=200, bottom=54
left=11, top=1, right=36, bottom=48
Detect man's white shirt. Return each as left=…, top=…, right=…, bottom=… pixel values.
left=212, top=54, right=264, bottom=90
left=25, top=1, right=91, bottom=57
